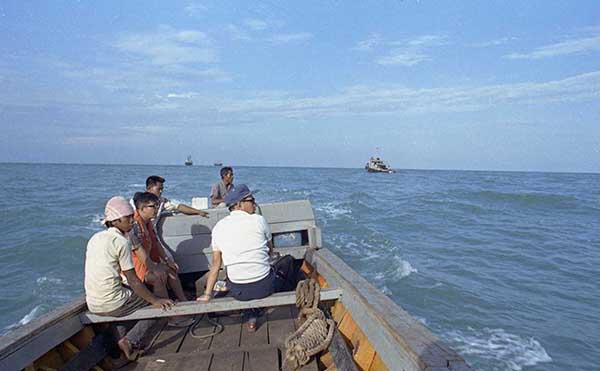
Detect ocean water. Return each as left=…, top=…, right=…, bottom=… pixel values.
left=1, top=163, right=599, bottom=370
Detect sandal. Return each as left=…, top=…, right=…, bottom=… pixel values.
left=246, top=317, right=257, bottom=333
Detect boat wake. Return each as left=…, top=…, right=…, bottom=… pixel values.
left=1, top=305, right=44, bottom=335
left=446, top=327, right=552, bottom=370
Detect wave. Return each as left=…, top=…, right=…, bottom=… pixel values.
left=468, top=190, right=578, bottom=208
left=36, top=277, right=63, bottom=284
left=446, top=327, right=552, bottom=370
left=2, top=305, right=44, bottom=334
left=373, top=256, right=418, bottom=281
left=314, top=202, right=352, bottom=218
left=86, top=213, right=104, bottom=230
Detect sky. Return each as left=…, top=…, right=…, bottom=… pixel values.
left=1, top=1, right=599, bottom=172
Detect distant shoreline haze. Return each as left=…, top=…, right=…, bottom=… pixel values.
left=1, top=161, right=598, bottom=175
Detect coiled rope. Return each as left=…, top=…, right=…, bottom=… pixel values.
left=283, top=279, right=335, bottom=371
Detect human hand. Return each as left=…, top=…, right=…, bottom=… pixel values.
left=196, top=293, right=211, bottom=303
left=166, top=259, right=179, bottom=273
left=153, top=298, right=175, bottom=310
left=201, top=211, right=209, bottom=218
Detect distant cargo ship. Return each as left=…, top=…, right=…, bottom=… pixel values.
left=213, top=162, right=223, bottom=167
left=185, top=155, right=193, bottom=166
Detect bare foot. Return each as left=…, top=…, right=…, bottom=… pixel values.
left=117, top=337, right=139, bottom=361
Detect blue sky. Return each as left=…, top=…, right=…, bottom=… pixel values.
left=1, top=1, right=599, bottom=172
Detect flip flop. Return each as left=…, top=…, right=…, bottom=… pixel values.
left=246, top=317, right=257, bottom=333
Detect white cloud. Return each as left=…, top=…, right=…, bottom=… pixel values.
left=505, top=35, right=600, bottom=59
left=167, top=92, right=197, bottom=99
left=184, top=2, right=207, bottom=17
left=210, top=71, right=600, bottom=118
left=245, top=19, right=269, bottom=31
left=353, top=33, right=383, bottom=51
left=114, top=25, right=217, bottom=65
left=376, top=50, right=430, bottom=66
left=468, top=37, right=517, bottom=48
left=226, top=24, right=251, bottom=41
left=407, top=34, right=448, bottom=47
left=123, top=125, right=172, bottom=134
left=269, top=32, right=313, bottom=44
left=356, top=34, right=446, bottom=66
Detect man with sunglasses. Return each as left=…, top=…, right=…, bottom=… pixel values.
left=129, top=192, right=189, bottom=306
left=198, top=184, right=274, bottom=331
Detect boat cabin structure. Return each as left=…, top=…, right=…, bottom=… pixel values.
left=365, top=157, right=395, bottom=174
left=0, top=200, right=470, bottom=371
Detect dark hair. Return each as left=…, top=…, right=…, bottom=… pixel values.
left=220, top=167, right=233, bottom=178
left=134, top=192, right=160, bottom=210
left=146, top=175, right=165, bottom=189
left=105, top=220, right=115, bottom=228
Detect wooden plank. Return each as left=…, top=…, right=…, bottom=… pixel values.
left=243, top=347, right=278, bottom=371
left=310, top=249, right=472, bottom=371
left=266, top=306, right=295, bottom=348
left=178, top=316, right=217, bottom=354
left=81, top=289, right=343, bottom=324
left=210, top=350, right=244, bottom=371
left=59, top=333, right=113, bottom=371
left=136, top=353, right=212, bottom=371
left=144, top=321, right=187, bottom=357
left=209, top=316, right=242, bottom=350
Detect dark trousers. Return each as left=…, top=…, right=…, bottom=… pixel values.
left=228, top=271, right=275, bottom=318
left=227, top=256, right=298, bottom=318
left=96, top=293, right=154, bottom=347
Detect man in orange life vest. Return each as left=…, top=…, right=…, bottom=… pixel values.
left=129, top=192, right=188, bottom=303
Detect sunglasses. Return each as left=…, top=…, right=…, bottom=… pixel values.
left=241, top=198, right=256, bottom=204
left=144, top=204, right=158, bottom=209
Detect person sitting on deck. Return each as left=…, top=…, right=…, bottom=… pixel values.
left=84, top=196, right=174, bottom=361
left=130, top=192, right=190, bottom=306
left=210, top=166, right=235, bottom=208
left=145, top=175, right=209, bottom=222
left=197, top=184, right=297, bottom=332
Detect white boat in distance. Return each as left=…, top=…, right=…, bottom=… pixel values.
left=365, top=156, right=395, bottom=173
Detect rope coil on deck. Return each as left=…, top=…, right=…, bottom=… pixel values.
left=283, top=279, right=335, bottom=371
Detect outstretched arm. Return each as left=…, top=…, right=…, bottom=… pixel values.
left=197, top=251, right=222, bottom=302
left=177, top=204, right=209, bottom=217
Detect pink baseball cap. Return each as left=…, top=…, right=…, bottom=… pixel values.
left=102, top=196, right=134, bottom=224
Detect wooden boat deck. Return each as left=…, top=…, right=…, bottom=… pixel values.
left=123, top=305, right=318, bottom=371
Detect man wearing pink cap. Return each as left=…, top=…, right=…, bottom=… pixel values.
left=84, top=196, right=174, bottom=361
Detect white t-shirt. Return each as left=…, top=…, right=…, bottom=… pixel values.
left=211, top=210, right=272, bottom=284
left=84, top=227, right=135, bottom=313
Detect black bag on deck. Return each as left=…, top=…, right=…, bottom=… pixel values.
left=272, top=255, right=298, bottom=292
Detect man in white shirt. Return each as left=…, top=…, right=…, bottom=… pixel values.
left=84, top=196, right=174, bottom=361
left=145, top=175, right=209, bottom=221
left=197, top=184, right=275, bottom=331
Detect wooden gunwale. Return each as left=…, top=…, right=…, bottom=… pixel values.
left=304, top=249, right=472, bottom=371
left=0, top=297, right=87, bottom=371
